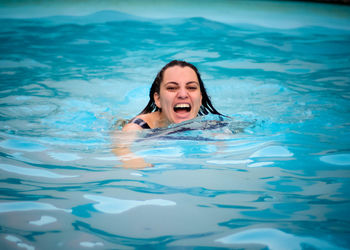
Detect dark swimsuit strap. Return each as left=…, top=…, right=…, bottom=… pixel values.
left=130, top=118, right=151, bottom=129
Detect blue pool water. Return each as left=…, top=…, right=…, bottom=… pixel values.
left=1, top=1, right=350, bottom=249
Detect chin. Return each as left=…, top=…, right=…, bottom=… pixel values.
left=173, top=115, right=195, bottom=124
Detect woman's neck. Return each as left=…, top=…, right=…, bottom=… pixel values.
left=153, top=111, right=171, bottom=128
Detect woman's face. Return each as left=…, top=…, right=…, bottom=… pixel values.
left=154, top=65, right=202, bottom=124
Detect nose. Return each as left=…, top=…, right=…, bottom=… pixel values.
left=177, top=87, right=188, bottom=99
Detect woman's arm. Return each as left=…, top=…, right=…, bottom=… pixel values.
left=112, top=126, right=152, bottom=169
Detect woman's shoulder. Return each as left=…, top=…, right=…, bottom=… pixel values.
left=122, top=114, right=154, bottom=131
left=122, top=122, right=144, bottom=132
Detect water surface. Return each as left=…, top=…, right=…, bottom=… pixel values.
left=0, top=1, right=350, bottom=249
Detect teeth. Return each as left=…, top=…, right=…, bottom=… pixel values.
left=175, top=103, right=190, bottom=108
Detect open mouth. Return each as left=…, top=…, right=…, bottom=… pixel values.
left=173, top=103, right=191, bottom=113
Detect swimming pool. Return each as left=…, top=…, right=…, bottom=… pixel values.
left=1, top=0, right=350, bottom=249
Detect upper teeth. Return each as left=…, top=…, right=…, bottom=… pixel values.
left=175, top=104, right=190, bottom=108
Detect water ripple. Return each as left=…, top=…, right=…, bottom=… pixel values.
left=0, top=201, right=70, bottom=213
left=0, top=163, right=78, bottom=178
left=320, top=153, right=350, bottom=166
left=83, top=194, right=176, bottom=214
left=216, top=227, right=345, bottom=250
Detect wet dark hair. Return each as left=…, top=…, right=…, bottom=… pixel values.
left=140, top=60, right=222, bottom=116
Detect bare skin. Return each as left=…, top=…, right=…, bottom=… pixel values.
left=112, top=130, right=152, bottom=169
left=114, top=65, right=203, bottom=169
left=123, top=66, right=202, bottom=131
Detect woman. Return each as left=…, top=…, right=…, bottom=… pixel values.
left=114, top=60, right=222, bottom=168
left=123, top=60, right=221, bottom=131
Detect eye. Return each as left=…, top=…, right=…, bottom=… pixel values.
left=166, top=85, right=178, bottom=91
left=187, top=85, right=198, bottom=90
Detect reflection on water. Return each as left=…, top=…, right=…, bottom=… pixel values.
left=1, top=1, right=350, bottom=249
left=0, top=201, right=70, bottom=213
left=83, top=194, right=176, bottom=214
left=29, top=215, right=57, bottom=226
left=217, top=227, right=345, bottom=250
left=0, top=163, right=78, bottom=178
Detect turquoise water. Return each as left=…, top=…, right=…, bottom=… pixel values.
left=1, top=1, right=350, bottom=249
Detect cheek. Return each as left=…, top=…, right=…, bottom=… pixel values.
left=196, top=94, right=202, bottom=107
left=159, top=92, right=172, bottom=109
left=191, top=94, right=202, bottom=113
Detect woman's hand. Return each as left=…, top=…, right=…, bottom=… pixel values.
left=119, top=156, right=153, bottom=169
left=112, top=130, right=152, bottom=169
